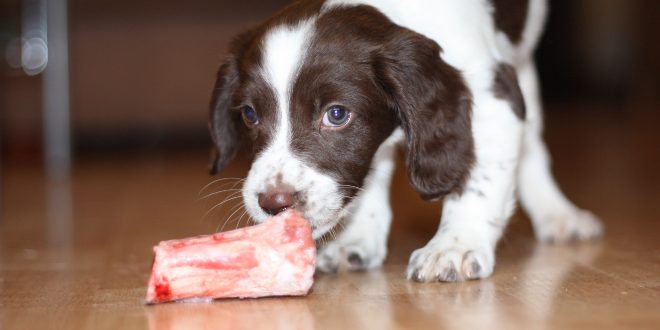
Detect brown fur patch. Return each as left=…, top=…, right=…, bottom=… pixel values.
left=493, top=63, right=526, bottom=120
left=491, top=0, right=529, bottom=44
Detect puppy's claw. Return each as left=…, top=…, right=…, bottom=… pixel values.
left=347, top=252, right=364, bottom=269
left=437, top=264, right=458, bottom=282
left=462, top=253, right=482, bottom=280
left=407, top=269, right=421, bottom=282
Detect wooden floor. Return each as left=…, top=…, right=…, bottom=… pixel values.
left=1, top=107, right=659, bottom=329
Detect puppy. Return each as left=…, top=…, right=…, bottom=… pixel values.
left=208, top=0, right=602, bottom=282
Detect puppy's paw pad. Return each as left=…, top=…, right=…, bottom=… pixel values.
left=406, top=246, right=493, bottom=282
left=537, top=209, right=603, bottom=244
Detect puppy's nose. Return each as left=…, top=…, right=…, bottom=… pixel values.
left=258, top=189, right=296, bottom=215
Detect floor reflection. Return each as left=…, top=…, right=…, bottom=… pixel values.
left=402, top=242, right=603, bottom=329
left=312, top=269, right=395, bottom=330
left=516, top=243, right=603, bottom=326
left=147, top=297, right=315, bottom=330
left=46, top=179, right=74, bottom=249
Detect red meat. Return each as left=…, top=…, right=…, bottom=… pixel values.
left=145, top=210, right=315, bottom=303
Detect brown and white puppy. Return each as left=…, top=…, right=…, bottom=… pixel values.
left=209, top=0, right=602, bottom=282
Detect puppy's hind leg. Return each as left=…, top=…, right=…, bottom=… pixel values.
left=516, top=61, right=603, bottom=243
left=316, top=129, right=403, bottom=272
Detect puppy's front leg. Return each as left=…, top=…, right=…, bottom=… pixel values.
left=406, top=97, right=524, bottom=282
left=317, top=129, right=403, bottom=272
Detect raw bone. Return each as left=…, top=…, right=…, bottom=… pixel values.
left=145, top=210, right=315, bottom=303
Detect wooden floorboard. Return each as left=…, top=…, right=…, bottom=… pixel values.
left=1, top=108, right=659, bottom=329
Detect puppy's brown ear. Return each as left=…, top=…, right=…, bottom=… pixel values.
left=209, top=26, right=263, bottom=175
left=209, top=57, right=242, bottom=175
left=377, top=28, right=475, bottom=200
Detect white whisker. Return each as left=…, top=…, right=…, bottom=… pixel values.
left=235, top=208, right=250, bottom=230
left=198, top=188, right=243, bottom=201
left=226, top=203, right=246, bottom=229
left=203, top=195, right=245, bottom=222
left=198, top=177, right=245, bottom=196
left=337, top=184, right=365, bottom=192
left=217, top=207, right=237, bottom=233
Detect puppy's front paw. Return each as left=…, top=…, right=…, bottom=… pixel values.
left=535, top=208, right=603, bottom=243
left=316, top=239, right=386, bottom=273
left=406, top=242, right=494, bottom=282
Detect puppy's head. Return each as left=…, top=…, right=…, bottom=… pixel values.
left=209, top=4, right=474, bottom=238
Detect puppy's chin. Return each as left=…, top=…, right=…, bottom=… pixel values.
left=308, top=211, right=345, bottom=240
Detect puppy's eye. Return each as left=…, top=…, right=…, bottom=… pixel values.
left=241, top=105, right=259, bottom=126
left=322, top=105, right=351, bottom=128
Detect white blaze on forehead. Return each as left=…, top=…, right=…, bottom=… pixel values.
left=243, top=18, right=344, bottom=234
left=259, top=20, right=315, bottom=146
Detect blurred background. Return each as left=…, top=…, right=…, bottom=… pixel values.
left=0, top=0, right=291, bottom=163
left=0, top=0, right=658, bottom=225
left=1, top=0, right=657, bottom=166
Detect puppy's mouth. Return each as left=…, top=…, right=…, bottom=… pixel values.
left=300, top=186, right=359, bottom=240
left=243, top=182, right=359, bottom=240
